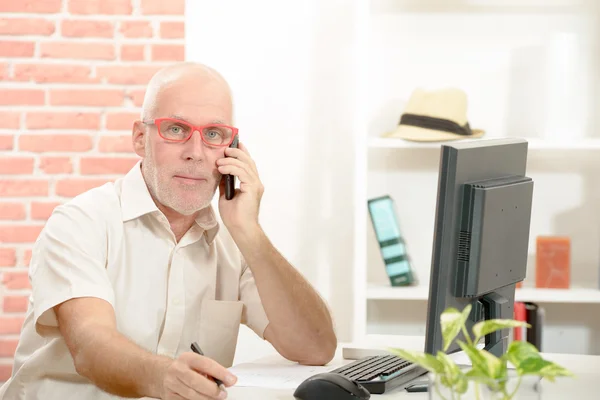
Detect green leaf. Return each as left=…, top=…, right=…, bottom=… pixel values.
left=466, top=368, right=501, bottom=392
left=388, top=348, right=444, bottom=374
left=505, top=341, right=541, bottom=369
left=436, top=351, right=468, bottom=394
left=457, top=341, right=504, bottom=379
left=519, top=358, right=574, bottom=380
left=506, top=340, right=574, bottom=381
left=441, top=304, right=472, bottom=352
left=472, top=319, right=531, bottom=344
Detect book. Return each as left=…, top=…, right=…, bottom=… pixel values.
left=524, top=302, right=544, bottom=351
left=513, top=302, right=527, bottom=341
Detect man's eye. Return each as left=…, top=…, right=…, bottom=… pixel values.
left=206, top=130, right=219, bottom=138
left=170, top=126, right=182, bottom=134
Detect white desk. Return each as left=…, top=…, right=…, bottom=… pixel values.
left=226, top=336, right=600, bottom=399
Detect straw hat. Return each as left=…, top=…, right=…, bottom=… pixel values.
left=383, top=88, right=485, bottom=142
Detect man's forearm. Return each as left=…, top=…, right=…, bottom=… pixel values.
left=74, top=324, right=171, bottom=398
left=233, top=224, right=337, bottom=364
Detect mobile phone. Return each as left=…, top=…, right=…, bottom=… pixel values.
left=225, top=135, right=239, bottom=200
left=367, top=195, right=415, bottom=286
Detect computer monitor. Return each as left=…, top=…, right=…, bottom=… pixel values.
left=424, top=137, right=534, bottom=358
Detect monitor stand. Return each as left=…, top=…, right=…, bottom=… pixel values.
left=481, top=292, right=510, bottom=358
left=406, top=292, right=511, bottom=393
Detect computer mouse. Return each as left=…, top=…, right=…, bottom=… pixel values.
left=293, top=372, right=371, bottom=400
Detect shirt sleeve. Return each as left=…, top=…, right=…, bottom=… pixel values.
left=29, top=200, right=114, bottom=337
left=239, top=256, right=270, bottom=339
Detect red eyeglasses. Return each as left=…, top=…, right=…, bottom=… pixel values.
left=143, top=118, right=238, bottom=147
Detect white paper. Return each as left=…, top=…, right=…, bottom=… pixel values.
left=228, top=362, right=336, bottom=389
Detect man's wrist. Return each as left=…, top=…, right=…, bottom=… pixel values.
left=230, top=222, right=264, bottom=246
left=145, top=356, right=173, bottom=398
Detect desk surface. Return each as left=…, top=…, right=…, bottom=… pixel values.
left=226, top=337, right=600, bottom=400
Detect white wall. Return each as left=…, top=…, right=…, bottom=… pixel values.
left=186, top=0, right=600, bottom=357
left=185, top=0, right=360, bottom=349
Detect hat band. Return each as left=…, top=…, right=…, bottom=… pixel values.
left=400, top=113, right=473, bottom=136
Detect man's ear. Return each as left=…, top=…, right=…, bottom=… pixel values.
left=132, top=121, right=146, bottom=158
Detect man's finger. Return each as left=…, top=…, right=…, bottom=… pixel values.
left=217, top=165, right=254, bottom=186
left=224, top=145, right=258, bottom=174
left=186, top=354, right=237, bottom=388
left=176, top=373, right=222, bottom=400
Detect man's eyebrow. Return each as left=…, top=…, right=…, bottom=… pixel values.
left=168, top=114, right=189, bottom=122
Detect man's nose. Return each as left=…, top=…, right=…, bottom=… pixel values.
left=183, top=130, right=206, bottom=160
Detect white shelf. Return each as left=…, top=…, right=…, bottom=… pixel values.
left=367, top=284, right=600, bottom=304
left=368, top=137, right=600, bottom=150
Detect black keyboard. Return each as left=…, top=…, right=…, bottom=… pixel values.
left=330, top=354, right=428, bottom=394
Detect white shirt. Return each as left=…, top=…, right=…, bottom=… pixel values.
left=0, top=161, right=270, bottom=400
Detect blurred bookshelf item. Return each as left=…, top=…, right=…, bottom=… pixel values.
left=536, top=236, right=570, bottom=289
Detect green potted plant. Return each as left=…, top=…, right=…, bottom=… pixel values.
left=390, top=304, right=573, bottom=400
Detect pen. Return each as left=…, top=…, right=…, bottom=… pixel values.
left=190, top=342, right=225, bottom=389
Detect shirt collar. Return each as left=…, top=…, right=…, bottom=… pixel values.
left=120, top=161, right=220, bottom=244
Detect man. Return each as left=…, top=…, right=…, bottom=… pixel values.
left=0, top=62, right=337, bottom=400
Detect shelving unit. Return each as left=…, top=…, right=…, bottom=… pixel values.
left=368, top=137, right=600, bottom=151
left=366, top=284, right=600, bottom=304
left=352, top=0, right=600, bottom=355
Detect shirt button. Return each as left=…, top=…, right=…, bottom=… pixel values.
left=173, top=297, right=182, bottom=305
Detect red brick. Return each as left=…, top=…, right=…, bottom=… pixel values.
left=0, top=158, right=34, bottom=175
left=0, top=136, right=13, bottom=150
left=3, top=296, right=28, bottom=313
left=0, top=203, right=26, bottom=220
left=2, top=272, right=31, bottom=290
left=26, top=112, right=100, bottom=130
left=41, top=42, right=115, bottom=60
left=0, top=63, right=8, bottom=80
left=0, top=18, right=55, bottom=36
left=141, top=0, right=184, bottom=15
left=160, top=21, right=184, bottom=39
left=80, top=157, right=139, bottom=175
left=151, top=44, right=184, bottom=61
left=0, top=41, right=35, bottom=57
left=106, top=112, right=139, bottom=130
left=23, top=249, right=32, bottom=266
left=0, top=226, right=44, bottom=243
left=0, top=180, right=49, bottom=197
left=99, top=135, right=133, bottom=153
left=0, top=339, right=18, bottom=357
left=14, top=64, right=96, bottom=83
left=97, top=65, right=162, bottom=85
left=119, top=21, right=152, bottom=38
left=69, top=0, right=133, bottom=15
left=125, top=89, right=145, bottom=107
left=0, top=112, right=20, bottom=129
left=61, top=20, right=114, bottom=38
left=39, top=157, right=72, bottom=174
left=0, top=248, right=17, bottom=267
left=31, top=201, right=61, bottom=220
left=121, top=44, right=145, bottom=61
left=0, top=0, right=61, bottom=13
left=49, top=89, right=124, bottom=107
left=19, top=134, right=93, bottom=152
left=0, top=89, right=45, bottom=106
left=55, top=179, right=113, bottom=197
left=0, top=316, right=25, bottom=333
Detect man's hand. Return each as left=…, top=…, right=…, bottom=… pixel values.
left=217, top=142, right=263, bottom=234
left=161, top=352, right=237, bottom=400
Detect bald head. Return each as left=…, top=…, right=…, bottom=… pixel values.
left=134, top=62, right=236, bottom=217
left=141, top=62, right=233, bottom=122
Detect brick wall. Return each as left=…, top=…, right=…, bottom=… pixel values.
left=0, top=0, right=185, bottom=382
